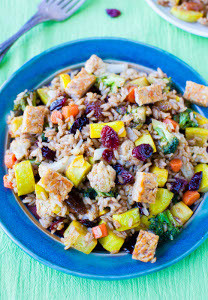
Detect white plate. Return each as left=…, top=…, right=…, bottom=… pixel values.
left=145, top=0, right=208, bottom=38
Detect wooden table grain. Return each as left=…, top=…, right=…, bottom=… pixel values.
left=0, top=0, right=208, bottom=299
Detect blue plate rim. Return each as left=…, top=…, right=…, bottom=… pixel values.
left=0, top=37, right=208, bottom=280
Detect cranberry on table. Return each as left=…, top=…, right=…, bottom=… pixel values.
left=41, top=146, right=56, bottom=160
left=102, top=149, right=114, bottom=163
left=101, top=126, right=119, bottom=149
left=188, top=172, right=203, bottom=191
left=132, top=144, right=153, bottom=161
left=50, top=97, right=67, bottom=111
left=106, top=9, right=121, bottom=18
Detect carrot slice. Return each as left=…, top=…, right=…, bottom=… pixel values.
left=170, top=159, right=183, bottom=172
left=163, top=118, right=179, bottom=132
left=51, top=110, right=63, bottom=124
left=92, top=223, right=108, bottom=239
left=4, top=153, right=17, bottom=168
left=126, top=87, right=136, bottom=103
left=62, top=104, right=79, bottom=119
left=3, top=175, right=13, bottom=189
left=183, top=191, right=200, bottom=206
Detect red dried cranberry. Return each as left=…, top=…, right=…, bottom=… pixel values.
left=49, top=217, right=65, bottom=231
left=133, top=202, right=145, bottom=215
left=102, top=149, right=114, bottom=163
left=188, top=171, right=202, bottom=191
left=50, top=97, right=67, bottom=111
left=106, top=9, right=121, bottom=17
left=85, top=101, right=103, bottom=120
left=132, top=144, right=153, bottom=161
left=26, top=204, right=40, bottom=220
left=69, top=116, right=89, bottom=134
left=101, top=125, right=119, bottom=149
left=170, top=178, right=187, bottom=194
left=122, top=233, right=138, bottom=254
left=113, top=163, right=134, bottom=185
left=41, top=146, right=56, bottom=160
left=80, top=219, right=99, bottom=228
left=65, top=189, right=87, bottom=214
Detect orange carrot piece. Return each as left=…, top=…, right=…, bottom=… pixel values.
left=170, top=158, right=183, bottom=172
left=92, top=223, right=108, bottom=239
left=51, top=110, right=63, bottom=124
left=126, top=87, right=136, bottom=103
left=183, top=191, right=200, bottom=206
left=163, top=118, right=179, bottom=132
left=3, top=175, right=13, bottom=189
left=62, top=104, right=79, bottom=119
left=4, top=153, right=17, bottom=168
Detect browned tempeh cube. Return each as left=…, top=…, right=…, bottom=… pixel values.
left=184, top=81, right=208, bottom=107
left=135, top=84, right=163, bottom=106
left=22, top=106, right=47, bottom=134
left=132, top=172, right=158, bottom=203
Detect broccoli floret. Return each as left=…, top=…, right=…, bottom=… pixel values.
left=83, top=188, right=98, bottom=199
left=149, top=210, right=181, bottom=242
left=173, top=109, right=198, bottom=130
left=13, top=90, right=37, bottom=112
left=97, top=188, right=118, bottom=198
left=130, top=107, right=146, bottom=130
left=99, top=74, right=125, bottom=93
left=152, top=119, right=179, bottom=154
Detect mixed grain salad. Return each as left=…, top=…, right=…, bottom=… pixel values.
left=158, top=0, right=208, bottom=26
left=3, top=55, right=208, bottom=263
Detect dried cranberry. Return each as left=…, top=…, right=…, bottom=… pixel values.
left=102, top=149, right=114, bottom=163
left=122, top=233, right=138, bottom=254
left=49, top=217, right=65, bottom=231
left=170, top=178, right=187, bottom=194
left=69, top=116, right=89, bottom=134
left=85, top=101, right=103, bottom=120
left=113, top=163, right=134, bottom=185
left=50, top=97, right=67, bottom=111
left=80, top=219, right=99, bottom=228
left=101, top=126, right=119, bottom=149
left=41, top=146, right=56, bottom=160
left=188, top=171, right=202, bottom=191
left=145, top=117, right=152, bottom=125
left=132, top=144, right=153, bottom=161
left=26, top=204, right=40, bottom=220
left=65, top=189, right=87, bottom=215
left=133, top=202, right=145, bottom=215
left=106, top=9, right=121, bottom=18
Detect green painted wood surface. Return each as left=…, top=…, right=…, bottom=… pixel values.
left=0, top=0, right=208, bottom=299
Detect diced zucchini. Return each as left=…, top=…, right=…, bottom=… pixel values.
left=65, top=155, right=91, bottom=187
left=171, top=6, right=203, bottom=23
left=59, top=73, right=71, bottom=91
left=37, top=88, right=51, bottom=105
left=150, top=166, right=168, bottom=187
left=99, top=208, right=110, bottom=216
left=185, top=127, right=208, bottom=146
left=14, top=161, right=35, bottom=196
left=88, top=156, right=95, bottom=165
left=170, top=201, right=193, bottom=225
left=99, top=222, right=125, bottom=253
left=10, top=116, right=23, bottom=137
left=35, top=184, right=49, bottom=200
left=63, top=220, right=97, bottom=254
left=129, top=77, right=149, bottom=87
left=135, top=215, right=150, bottom=230
left=131, top=107, right=146, bottom=130
left=194, top=111, right=208, bottom=126
left=113, top=208, right=140, bottom=231
left=135, top=131, right=156, bottom=153
left=90, top=121, right=126, bottom=138
left=195, top=163, right=208, bottom=192
left=149, top=188, right=173, bottom=216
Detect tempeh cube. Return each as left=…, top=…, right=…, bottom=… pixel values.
left=132, top=172, right=158, bottom=203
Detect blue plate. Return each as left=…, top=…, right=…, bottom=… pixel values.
left=1, top=38, right=208, bottom=280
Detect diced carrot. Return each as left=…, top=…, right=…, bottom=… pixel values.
left=182, top=191, right=200, bottom=206
left=51, top=110, right=63, bottom=124
left=4, top=153, right=17, bottom=168
left=126, top=87, right=136, bottom=103
left=170, top=158, right=183, bottom=172
left=92, top=223, right=108, bottom=239
left=3, top=175, right=13, bottom=189
left=163, top=118, right=179, bottom=132
left=62, top=104, right=79, bottom=119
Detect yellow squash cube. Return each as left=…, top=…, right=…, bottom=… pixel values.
left=149, top=188, right=173, bottom=216
left=14, top=161, right=35, bottom=196
left=90, top=121, right=126, bottom=138
left=129, top=77, right=149, bottom=87
left=35, top=184, right=48, bottom=200
left=171, top=6, right=203, bottom=22
left=10, top=116, right=23, bottom=137
left=150, top=166, right=168, bottom=187
left=65, top=155, right=91, bottom=187
left=185, top=127, right=208, bottom=146
left=37, top=88, right=51, bottom=105
left=170, top=201, right=193, bottom=225
left=113, top=208, right=140, bottom=231
left=194, top=111, right=208, bottom=126
left=99, top=222, right=124, bottom=253
left=135, top=131, right=156, bottom=153
left=195, top=164, right=208, bottom=193
left=59, top=73, right=71, bottom=91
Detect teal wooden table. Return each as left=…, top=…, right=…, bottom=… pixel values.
left=1, top=0, right=208, bottom=299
